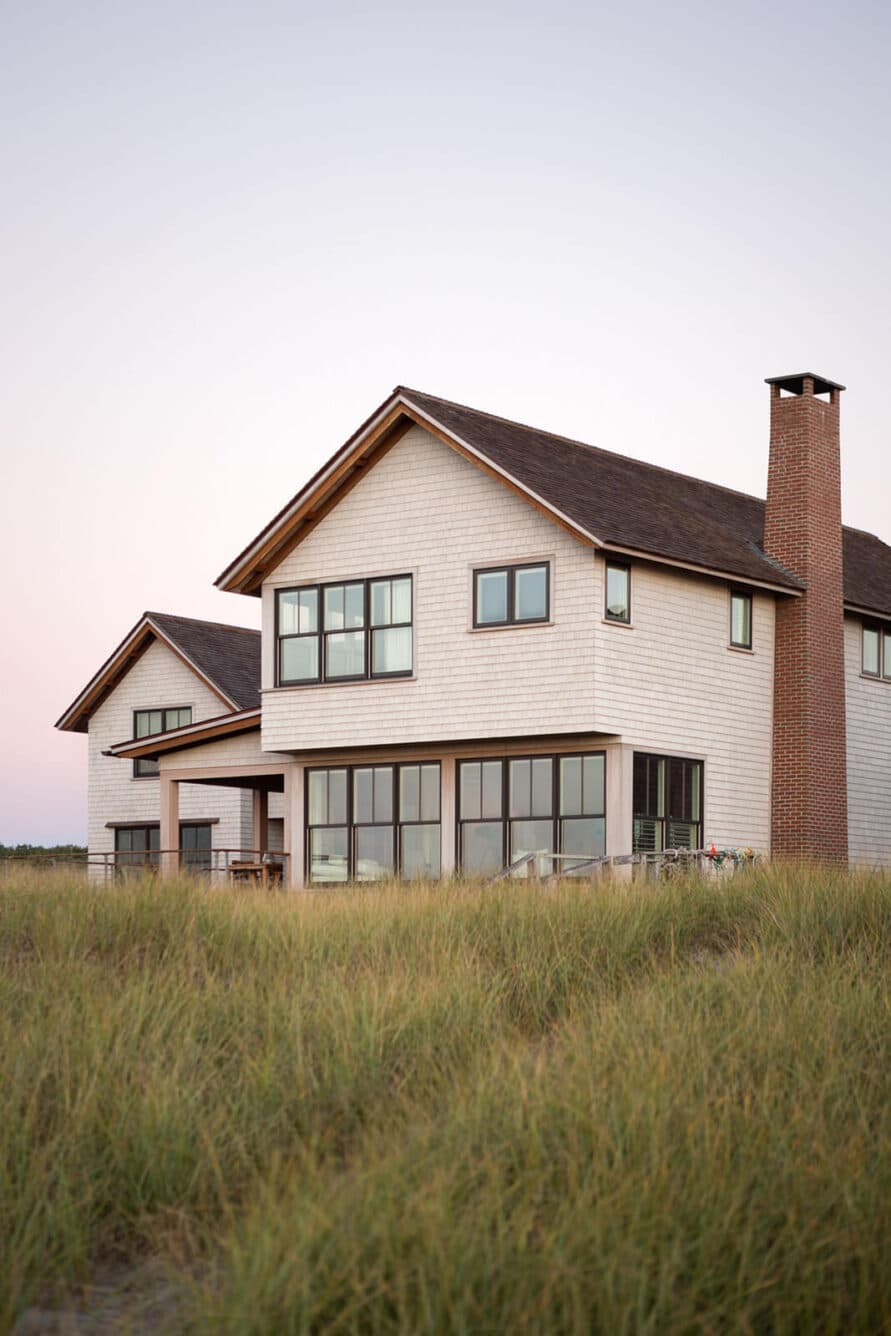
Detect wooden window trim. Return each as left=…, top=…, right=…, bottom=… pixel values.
left=276, top=576, right=413, bottom=687
left=472, top=561, right=550, bottom=629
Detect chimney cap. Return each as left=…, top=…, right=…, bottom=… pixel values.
left=765, top=372, right=846, bottom=396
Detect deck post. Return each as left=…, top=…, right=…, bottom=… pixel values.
left=440, top=755, right=456, bottom=878
left=252, top=788, right=269, bottom=859
left=606, top=743, right=634, bottom=881
left=283, top=763, right=305, bottom=889
left=159, top=775, right=180, bottom=878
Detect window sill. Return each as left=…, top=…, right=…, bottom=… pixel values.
left=859, top=672, right=891, bottom=685
left=264, top=676, right=417, bottom=692
left=727, top=644, right=755, bottom=655
left=601, top=618, right=634, bottom=629
left=467, top=621, right=553, bottom=634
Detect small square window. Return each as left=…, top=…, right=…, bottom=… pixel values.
left=730, top=591, right=753, bottom=649
left=604, top=562, right=630, bottom=623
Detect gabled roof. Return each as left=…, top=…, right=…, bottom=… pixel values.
left=55, top=612, right=261, bottom=734
left=215, top=385, right=891, bottom=617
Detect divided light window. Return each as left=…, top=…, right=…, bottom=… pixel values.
left=306, top=762, right=440, bottom=883
left=730, top=590, right=753, bottom=649
left=133, top=707, right=192, bottom=778
left=457, top=753, right=606, bottom=875
left=114, top=822, right=211, bottom=875
left=862, top=623, right=891, bottom=679
left=473, top=562, right=549, bottom=627
left=604, top=561, right=630, bottom=623
left=276, top=576, right=412, bottom=685
left=632, top=753, right=703, bottom=854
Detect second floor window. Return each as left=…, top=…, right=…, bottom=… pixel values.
left=133, top=706, right=192, bottom=778
left=473, top=562, right=549, bottom=627
left=276, top=576, right=413, bottom=686
left=604, top=561, right=631, bottom=623
left=730, top=591, right=753, bottom=649
left=862, top=623, right=891, bottom=679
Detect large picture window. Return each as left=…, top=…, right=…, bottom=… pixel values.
left=133, top=707, right=192, bottom=778
left=473, top=562, right=549, bottom=628
left=306, top=762, right=440, bottom=882
left=457, top=752, right=606, bottom=875
left=632, top=753, right=703, bottom=853
left=276, top=576, right=412, bottom=685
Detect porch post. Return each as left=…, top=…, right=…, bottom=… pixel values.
left=440, top=755, right=456, bottom=878
left=159, top=775, right=180, bottom=878
left=606, top=743, right=634, bottom=879
left=283, top=763, right=305, bottom=889
left=252, top=788, right=269, bottom=858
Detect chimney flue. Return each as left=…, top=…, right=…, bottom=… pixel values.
left=763, top=371, right=848, bottom=862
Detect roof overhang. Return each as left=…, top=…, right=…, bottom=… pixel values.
left=215, top=390, right=603, bottom=596
left=105, top=707, right=261, bottom=760
left=55, top=614, right=240, bottom=734
left=599, top=544, right=805, bottom=597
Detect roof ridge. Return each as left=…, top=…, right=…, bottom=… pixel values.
left=396, top=386, right=767, bottom=509
left=145, top=611, right=260, bottom=637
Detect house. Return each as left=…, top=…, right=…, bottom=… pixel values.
left=56, top=372, right=891, bottom=882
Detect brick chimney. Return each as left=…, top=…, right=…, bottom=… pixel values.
left=763, top=372, right=848, bottom=862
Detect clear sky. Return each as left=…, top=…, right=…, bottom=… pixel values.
left=2, top=0, right=889, bottom=843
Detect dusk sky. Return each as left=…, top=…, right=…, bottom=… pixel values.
left=2, top=0, right=889, bottom=843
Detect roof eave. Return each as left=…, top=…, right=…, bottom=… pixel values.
left=215, top=391, right=604, bottom=595
left=106, top=707, right=262, bottom=760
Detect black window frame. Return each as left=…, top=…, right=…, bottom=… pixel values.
left=632, top=752, right=704, bottom=854
left=132, top=706, right=193, bottom=778
left=305, top=761, right=442, bottom=883
left=456, top=751, right=607, bottom=874
left=861, top=622, right=891, bottom=680
left=114, top=821, right=212, bottom=875
left=472, top=561, right=550, bottom=629
left=604, top=560, right=631, bottom=624
left=275, top=575, right=413, bottom=687
left=730, top=589, right=753, bottom=650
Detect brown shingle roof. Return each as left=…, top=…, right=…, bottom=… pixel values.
left=399, top=387, right=891, bottom=615
left=145, top=613, right=261, bottom=711
left=56, top=612, right=260, bottom=733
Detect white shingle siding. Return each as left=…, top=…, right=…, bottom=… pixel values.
left=87, top=639, right=252, bottom=863
left=845, top=617, right=891, bottom=867
left=260, top=425, right=598, bottom=751
left=592, top=565, right=776, bottom=853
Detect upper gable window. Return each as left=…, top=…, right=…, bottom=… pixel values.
left=604, top=561, right=631, bottom=623
left=132, top=707, right=192, bottom=778
left=730, top=590, right=753, bottom=649
left=473, top=562, right=549, bottom=628
left=276, top=576, right=413, bottom=686
left=862, top=624, right=891, bottom=680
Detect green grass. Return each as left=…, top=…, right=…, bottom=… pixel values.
left=2, top=866, right=890, bottom=1332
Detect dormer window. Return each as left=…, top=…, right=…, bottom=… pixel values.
left=276, top=576, right=413, bottom=686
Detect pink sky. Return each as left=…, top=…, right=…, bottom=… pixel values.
left=2, top=0, right=889, bottom=843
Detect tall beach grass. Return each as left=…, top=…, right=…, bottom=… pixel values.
left=1, top=865, right=890, bottom=1331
